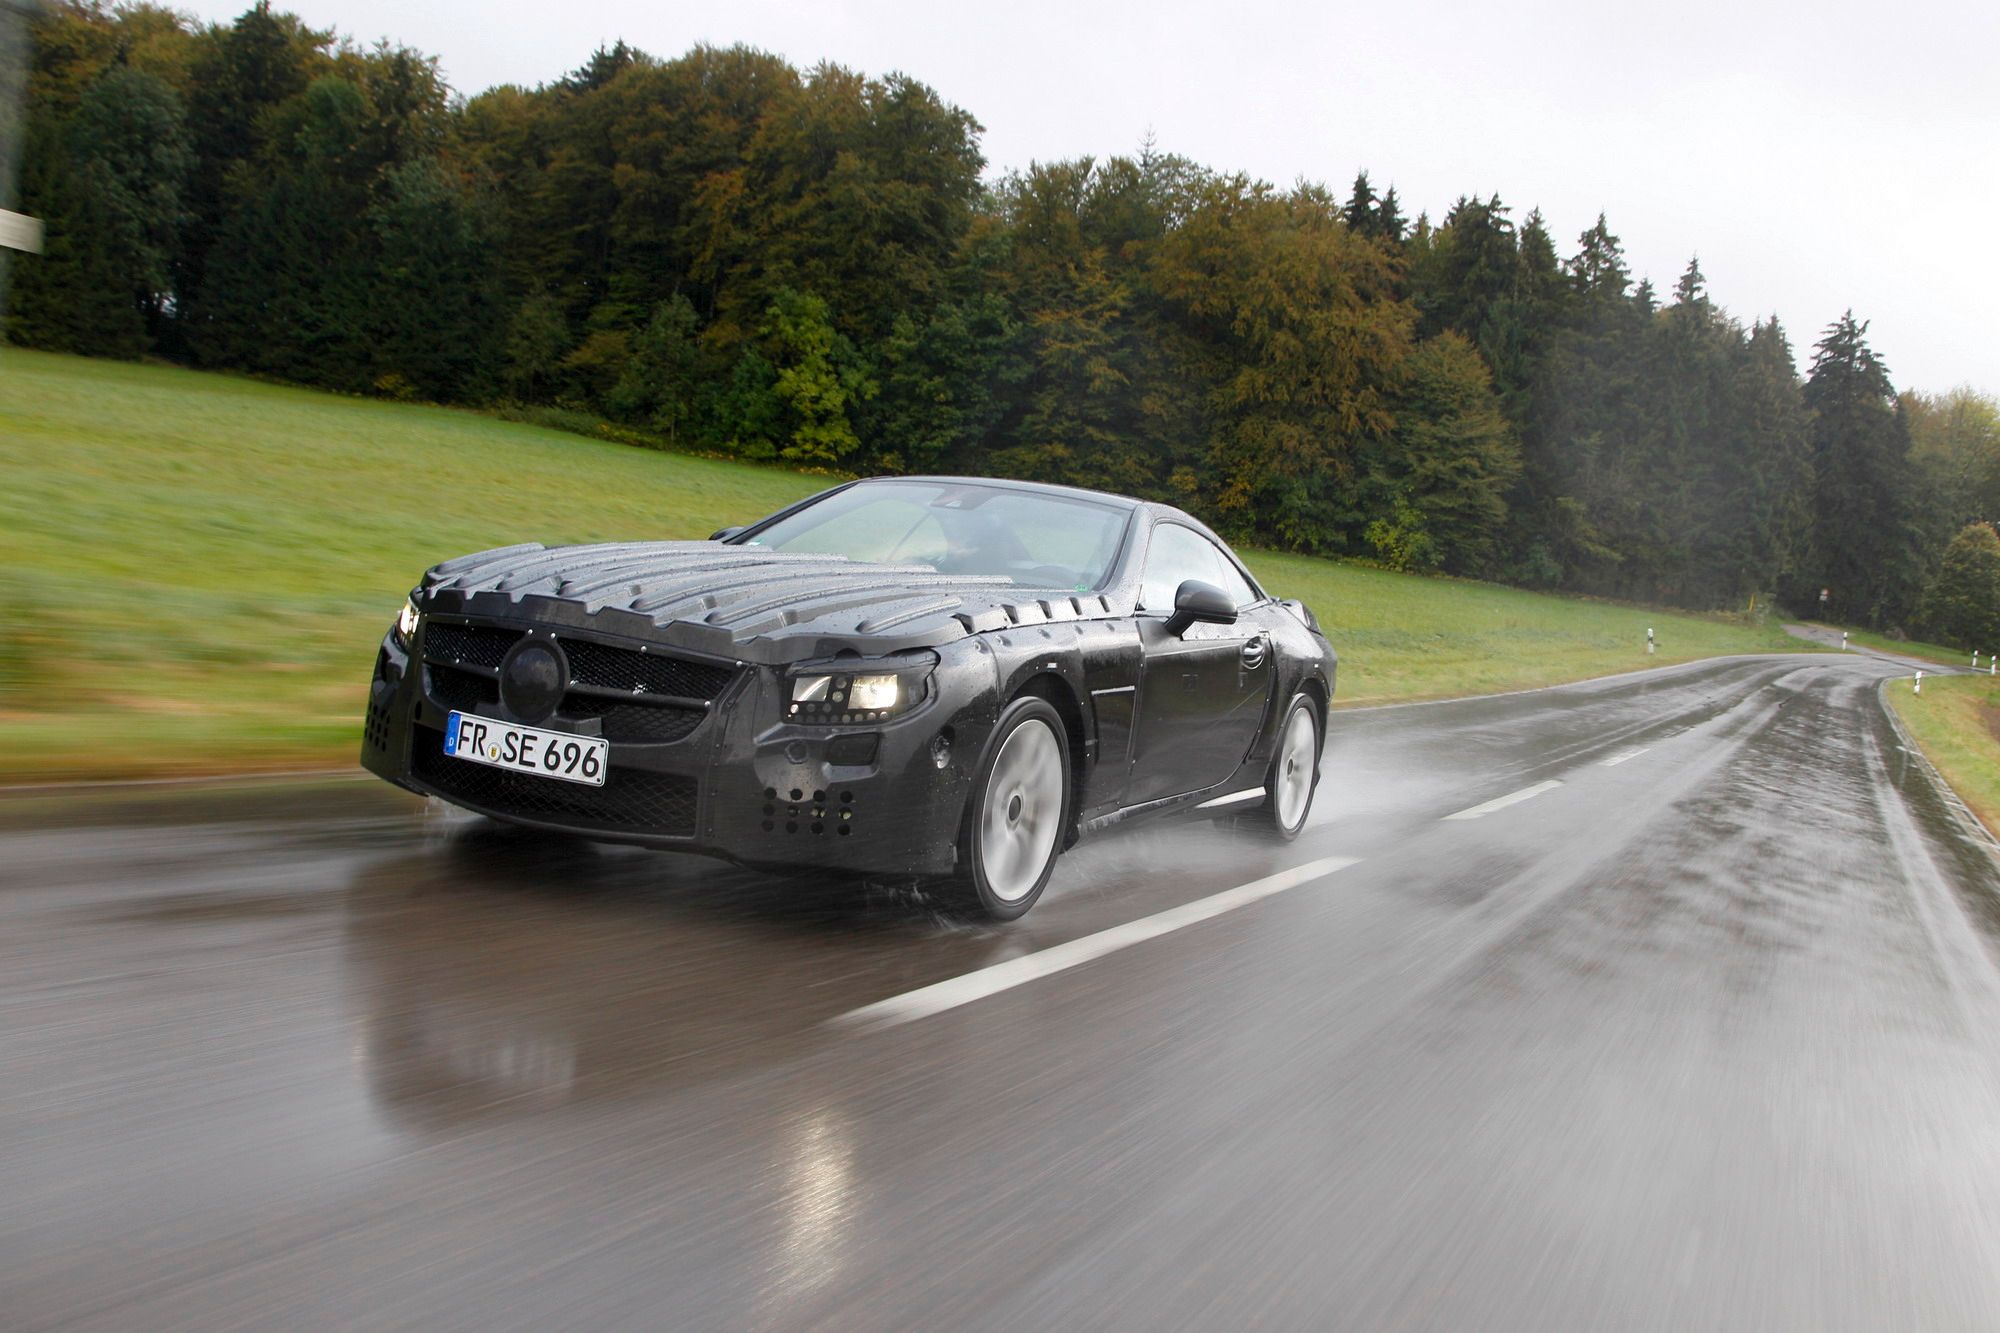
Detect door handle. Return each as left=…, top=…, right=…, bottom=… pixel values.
left=1240, top=636, right=1268, bottom=670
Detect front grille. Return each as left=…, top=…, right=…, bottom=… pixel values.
left=410, top=727, right=698, bottom=836
left=423, top=622, right=522, bottom=670
left=427, top=664, right=499, bottom=712
left=563, top=637, right=734, bottom=701
left=568, top=700, right=704, bottom=743
left=419, top=619, right=737, bottom=740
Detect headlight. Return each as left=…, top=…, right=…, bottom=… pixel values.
left=787, top=659, right=932, bottom=723
left=393, top=598, right=420, bottom=647
left=849, top=674, right=899, bottom=711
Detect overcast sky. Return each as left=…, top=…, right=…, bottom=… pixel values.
left=180, top=0, right=1998, bottom=395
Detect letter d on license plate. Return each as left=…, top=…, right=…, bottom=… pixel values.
left=445, top=712, right=608, bottom=787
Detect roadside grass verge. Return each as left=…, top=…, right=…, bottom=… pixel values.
left=1257, top=552, right=1806, bottom=707
left=1886, top=674, right=2000, bottom=834
left=1805, top=622, right=1972, bottom=668
left=1, top=348, right=1817, bottom=780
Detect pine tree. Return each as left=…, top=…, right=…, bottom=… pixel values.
left=1568, top=214, right=1630, bottom=308
left=195, top=74, right=378, bottom=385
left=1376, top=187, right=1405, bottom=244
left=365, top=159, right=503, bottom=400
left=1794, top=313, right=1923, bottom=625
left=1671, top=255, right=1706, bottom=309
left=177, top=3, right=329, bottom=344
left=1727, top=317, right=1812, bottom=600
left=1509, top=217, right=1649, bottom=591
left=8, top=115, right=142, bottom=353
left=1343, top=171, right=1378, bottom=233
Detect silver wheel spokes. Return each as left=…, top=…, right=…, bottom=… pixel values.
left=1274, top=707, right=1317, bottom=830
left=981, top=719, right=1064, bottom=902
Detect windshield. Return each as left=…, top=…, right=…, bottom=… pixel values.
left=743, top=481, right=1131, bottom=591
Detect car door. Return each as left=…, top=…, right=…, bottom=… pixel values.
left=1127, top=524, right=1276, bottom=804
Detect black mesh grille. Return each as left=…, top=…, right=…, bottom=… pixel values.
left=567, top=700, right=704, bottom=743
left=563, top=637, right=735, bottom=701
left=427, top=664, right=499, bottom=712
left=410, top=727, right=697, bottom=836
left=364, top=697, right=393, bottom=752
left=421, top=619, right=737, bottom=709
left=423, top=622, right=522, bottom=670
left=364, top=650, right=400, bottom=753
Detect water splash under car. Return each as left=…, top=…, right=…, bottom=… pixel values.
left=361, top=477, right=1335, bottom=919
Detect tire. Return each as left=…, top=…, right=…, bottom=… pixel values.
left=944, top=696, right=1072, bottom=920
left=1247, top=693, right=1321, bottom=841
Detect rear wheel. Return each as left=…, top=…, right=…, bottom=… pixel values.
left=944, top=696, right=1071, bottom=920
left=1248, top=693, right=1320, bottom=840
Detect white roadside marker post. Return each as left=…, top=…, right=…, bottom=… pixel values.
left=1915, top=671, right=1924, bottom=696
left=1647, top=627, right=1655, bottom=656
left=1841, top=631, right=1849, bottom=651
left=1975, top=650, right=1981, bottom=668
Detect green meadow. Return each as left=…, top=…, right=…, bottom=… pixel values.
left=1, top=349, right=1810, bottom=779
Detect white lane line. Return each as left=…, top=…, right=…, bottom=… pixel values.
left=832, top=855, right=1362, bottom=1032
left=1442, top=779, right=1564, bottom=821
left=1601, top=747, right=1652, bottom=767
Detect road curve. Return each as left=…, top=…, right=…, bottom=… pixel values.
left=5, top=652, right=2000, bottom=1330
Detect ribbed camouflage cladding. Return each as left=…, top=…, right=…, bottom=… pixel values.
left=416, top=542, right=1117, bottom=663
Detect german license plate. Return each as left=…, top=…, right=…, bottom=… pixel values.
left=445, top=712, right=607, bottom=787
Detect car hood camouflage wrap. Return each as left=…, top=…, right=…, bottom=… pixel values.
left=416, top=541, right=1121, bottom=665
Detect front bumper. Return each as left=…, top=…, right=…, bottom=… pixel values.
left=361, top=623, right=978, bottom=877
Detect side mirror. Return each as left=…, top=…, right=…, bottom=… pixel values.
left=1166, top=579, right=1237, bottom=636
left=709, top=526, right=746, bottom=542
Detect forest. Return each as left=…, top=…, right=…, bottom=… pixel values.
left=11, top=2, right=2000, bottom=638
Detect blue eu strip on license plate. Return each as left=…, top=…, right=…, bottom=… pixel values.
left=444, top=711, right=608, bottom=787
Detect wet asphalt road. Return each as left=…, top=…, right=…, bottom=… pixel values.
left=7, top=651, right=2000, bottom=1330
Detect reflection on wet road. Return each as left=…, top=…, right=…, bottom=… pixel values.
left=6, top=653, right=2000, bottom=1329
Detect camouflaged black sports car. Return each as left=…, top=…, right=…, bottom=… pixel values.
left=362, top=476, right=1335, bottom=918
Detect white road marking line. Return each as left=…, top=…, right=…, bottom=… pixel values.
left=1601, top=747, right=1652, bottom=767
left=832, top=855, right=1363, bottom=1032
left=1442, top=779, right=1564, bottom=821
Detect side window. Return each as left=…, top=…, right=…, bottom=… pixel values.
left=1203, top=547, right=1259, bottom=609
left=1139, top=524, right=1259, bottom=611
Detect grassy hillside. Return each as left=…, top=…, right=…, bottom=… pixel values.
left=1887, top=674, right=2000, bottom=834
left=1813, top=624, right=1979, bottom=669
left=1254, top=552, right=1803, bottom=705
left=0, top=349, right=1811, bottom=780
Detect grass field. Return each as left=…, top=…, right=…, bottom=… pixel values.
left=1887, top=674, right=2000, bottom=834
left=1, top=349, right=1814, bottom=780
left=1819, top=624, right=1981, bottom=669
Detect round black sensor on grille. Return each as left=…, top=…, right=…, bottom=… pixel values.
left=499, top=639, right=567, bottom=723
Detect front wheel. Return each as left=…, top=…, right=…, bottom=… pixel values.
left=1248, top=693, right=1321, bottom=840
left=943, top=696, right=1071, bottom=920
